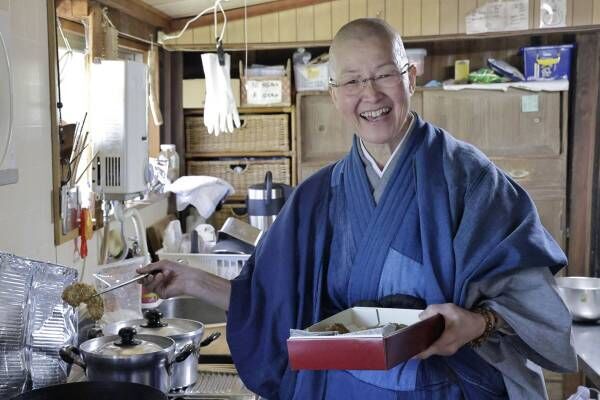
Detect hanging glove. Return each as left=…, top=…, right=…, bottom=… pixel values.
left=201, top=52, right=241, bottom=136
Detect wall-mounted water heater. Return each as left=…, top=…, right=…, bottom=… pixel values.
left=0, top=8, right=17, bottom=186
left=91, top=60, right=148, bottom=200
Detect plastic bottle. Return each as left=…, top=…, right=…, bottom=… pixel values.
left=292, top=48, right=311, bottom=65
left=158, top=144, right=180, bottom=183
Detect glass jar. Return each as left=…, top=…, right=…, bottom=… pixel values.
left=158, top=144, right=180, bottom=183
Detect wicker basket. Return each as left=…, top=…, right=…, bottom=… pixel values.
left=187, top=158, right=291, bottom=196
left=208, top=203, right=248, bottom=230
left=186, top=114, right=289, bottom=153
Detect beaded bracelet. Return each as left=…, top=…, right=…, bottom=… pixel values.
left=468, top=307, right=498, bottom=347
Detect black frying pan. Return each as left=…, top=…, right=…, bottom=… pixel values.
left=11, top=381, right=167, bottom=400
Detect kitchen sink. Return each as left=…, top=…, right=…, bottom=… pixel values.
left=154, top=296, right=227, bottom=324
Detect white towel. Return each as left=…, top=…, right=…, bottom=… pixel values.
left=165, top=176, right=235, bottom=219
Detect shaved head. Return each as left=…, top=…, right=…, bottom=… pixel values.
left=329, top=18, right=408, bottom=80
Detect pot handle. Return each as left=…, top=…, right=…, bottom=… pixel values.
left=200, top=331, right=221, bottom=347
left=174, top=343, right=196, bottom=363
left=59, top=346, right=86, bottom=370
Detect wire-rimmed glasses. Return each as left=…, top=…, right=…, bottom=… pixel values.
left=329, top=63, right=410, bottom=96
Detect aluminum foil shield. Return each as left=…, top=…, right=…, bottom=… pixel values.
left=0, top=252, right=78, bottom=398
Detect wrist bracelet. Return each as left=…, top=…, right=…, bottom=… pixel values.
left=468, top=307, right=497, bottom=347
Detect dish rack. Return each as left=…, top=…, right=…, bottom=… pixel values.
left=156, top=249, right=250, bottom=280
left=169, top=364, right=257, bottom=399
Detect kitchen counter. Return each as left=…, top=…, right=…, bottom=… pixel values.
left=572, top=322, right=600, bottom=388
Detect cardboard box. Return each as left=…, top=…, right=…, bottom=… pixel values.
left=240, top=60, right=292, bottom=107
left=183, top=78, right=240, bottom=109
left=521, top=44, right=574, bottom=81
left=287, top=307, right=444, bottom=370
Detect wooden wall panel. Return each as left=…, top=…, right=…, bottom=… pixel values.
left=226, top=19, right=244, bottom=43
left=440, top=0, right=458, bottom=34
left=421, top=0, right=439, bottom=36
left=403, top=0, right=422, bottom=37
left=385, top=0, right=404, bottom=34
left=368, top=0, right=386, bottom=18
left=261, top=13, right=280, bottom=43
left=458, top=0, right=477, bottom=33
left=193, top=26, right=210, bottom=44
left=175, top=28, right=193, bottom=45
left=566, top=0, right=574, bottom=26
left=297, top=6, right=315, bottom=41
left=278, top=9, right=297, bottom=42
left=314, top=3, right=332, bottom=40
left=350, top=0, right=368, bottom=20
left=573, top=0, right=594, bottom=26
left=332, top=0, right=350, bottom=36
left=246, top=16, right=262, bottom=43
left=171, top=0, right=600, bottom=47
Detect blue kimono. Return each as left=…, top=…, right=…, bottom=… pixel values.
left=227, top=116, right=576, bottom=399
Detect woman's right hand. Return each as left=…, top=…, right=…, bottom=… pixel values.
left=137, top=260, right=232, bottom=310
left=137, top=260, right=200, bottom=299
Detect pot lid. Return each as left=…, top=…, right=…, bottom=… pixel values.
left=95, top=327, right=166, bottom=357
left=107, top=309, right=203, bottom=338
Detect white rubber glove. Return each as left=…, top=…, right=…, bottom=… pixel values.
left=201, top=52, right=241, bottom=136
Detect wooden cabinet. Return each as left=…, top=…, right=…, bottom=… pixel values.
left=422, top=90, right=562, bottom=157
left=421, top=89, right=569, bottom=249
left=184, top=107, right=297, bottom=202
left=296, top=89, right=568, bottom=249
left=296, top=91, right=423, bottom=182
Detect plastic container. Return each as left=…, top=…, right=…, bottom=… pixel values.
left=405, top=48, right=427, bottom=76
left=521, top=44, right=574, bottom=81
left=158, top=144, right=180, bottom=183
left=156, top=249, right=250, bottom=280
left=294, top=62, right=329, bottom=92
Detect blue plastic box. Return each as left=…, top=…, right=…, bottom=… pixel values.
left=521, top=44, right=574, bottom=81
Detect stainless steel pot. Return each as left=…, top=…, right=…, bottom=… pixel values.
left=104, top=309, right=220, bottom=390
left=60, top=326, right=193, bottom=393
left=556, top=277, right=600, bottom=321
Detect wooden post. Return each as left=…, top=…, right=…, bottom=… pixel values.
left=568, top=32, right=600, bottom=277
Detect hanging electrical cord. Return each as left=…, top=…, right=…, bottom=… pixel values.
left=56, top=17, right=73, bottom=84
left=161, top=0, right=229, bottom=44
left=244, top=0, right=248, bottom=73
left=0, top=27, right=13, bottom=169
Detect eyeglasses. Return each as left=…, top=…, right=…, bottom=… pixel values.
left=329, top=63, right=410, bottom=96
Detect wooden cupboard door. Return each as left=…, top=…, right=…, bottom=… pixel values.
left=422, top=90, right=562, bottom=157
left=528, top=191, right=566, bottom=250
left=492, top=157, right=565, bottom=190
left=411, top=90, right=423, bottom=116
left=298, top=93, right=354, bottom=162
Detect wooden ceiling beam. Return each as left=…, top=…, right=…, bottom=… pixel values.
left=93, top=0, right=170, bottom=29
left=167, top=0, right=331, bottom=33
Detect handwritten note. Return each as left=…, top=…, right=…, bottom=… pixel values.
left=245, top=80, right=282, bottom=105
left=466, top=0, right=529, bottom=35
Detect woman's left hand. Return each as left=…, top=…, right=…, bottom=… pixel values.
left=415, top=303, right=486, bottom=359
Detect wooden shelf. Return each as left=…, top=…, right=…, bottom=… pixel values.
left=186, top=151, right=294, bottom=158
left=184, top=106, right=295, bottom=114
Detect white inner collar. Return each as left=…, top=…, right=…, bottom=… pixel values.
left=359, top=114, right=415, bottom=178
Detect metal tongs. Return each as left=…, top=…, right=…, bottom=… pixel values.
left=85, top=272, right=152, bottom=301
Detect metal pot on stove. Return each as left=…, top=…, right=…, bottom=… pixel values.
left=60, top=326, right=193, bottom=393
left=103, top=309, right=220, bottom=390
